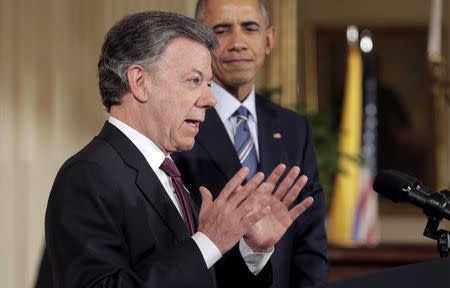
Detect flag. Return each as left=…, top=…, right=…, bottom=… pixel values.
left=328, top=30, right=363, bottom=246
left=353, top=38, right=380, bottom=245
left=328, top=28, right=380, bottom=246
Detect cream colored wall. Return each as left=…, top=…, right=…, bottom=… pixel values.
left=0, top=1, right=196, bottom=287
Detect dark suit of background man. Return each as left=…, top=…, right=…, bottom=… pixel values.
left=44, top=10, right=316, bottom=288
left=173, top=1, right=329, bottom=287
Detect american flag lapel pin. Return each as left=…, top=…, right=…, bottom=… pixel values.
left=273, top=132, right=282, bottom=139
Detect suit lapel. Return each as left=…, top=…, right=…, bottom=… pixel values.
left=197, top=98, right=285, bottom=180
left=196, top=109, right=242, bottom=181
left=98, top=122, right=190, bottom=241
left=256, top=96, right=285, bottom=176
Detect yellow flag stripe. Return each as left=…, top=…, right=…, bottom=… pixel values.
left=328, top=44, right=363, bottom=246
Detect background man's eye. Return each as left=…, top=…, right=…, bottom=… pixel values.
left=214, top=27, right=229, bottom=34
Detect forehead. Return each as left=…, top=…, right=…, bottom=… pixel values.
left=156, top=37, right=212, bottom=75
left=203, top=0, right=265, bottom=25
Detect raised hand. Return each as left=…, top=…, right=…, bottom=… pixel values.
left=243, top=164, right=314, bottom=252
left=197, top=167, right=274, bottom=254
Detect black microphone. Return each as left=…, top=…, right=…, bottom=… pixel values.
left=373, top=169, right=450, bottom=220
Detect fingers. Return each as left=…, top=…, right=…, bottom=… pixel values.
left=234, top=181, right=271, bottom=217
left=197, top=175, right=273, bottom=254
left=273, top=166, right=300, bottom=199
left=216, top=167, right=249, bottom=203
left=265, top=164, right=286, bottom=186
left=213, top=169, right=268, bottom=225
left=289, top=196, right=314, bottom=220
left=228, top=172, right=265, bottom=208
left=198, top=186, right=213, bottom=217
left=282, top=175, right=308, bottom=207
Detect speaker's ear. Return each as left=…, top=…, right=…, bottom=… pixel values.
left=127, top=64, right=151, bottom=103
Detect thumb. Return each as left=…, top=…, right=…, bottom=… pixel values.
left=199, top=186, right=213, bottom=217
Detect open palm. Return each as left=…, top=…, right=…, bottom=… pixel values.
left=243, top=164, right=314, bottom=252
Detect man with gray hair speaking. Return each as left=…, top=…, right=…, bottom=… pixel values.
left=45, top=11, right=314, bottom=288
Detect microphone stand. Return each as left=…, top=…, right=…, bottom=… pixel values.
left=422, top=189, right=450, bottom=258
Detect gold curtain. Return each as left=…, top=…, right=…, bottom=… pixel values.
left=264, top=0, right=298, bottom=110
left=0, top=1, right=194, bottom=287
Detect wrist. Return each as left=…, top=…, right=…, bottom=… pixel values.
left=243, top=237, right=273, bottom=253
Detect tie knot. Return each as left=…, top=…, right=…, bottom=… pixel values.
left=160, top=157, right=181, bottom=178
left=233, top=106, right=250, bottom=120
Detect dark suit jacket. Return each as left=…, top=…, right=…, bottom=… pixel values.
left=173, top=95, right=329, bottom=288
left=44, top=122, right=270, bottom=288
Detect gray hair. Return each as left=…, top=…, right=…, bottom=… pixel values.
left=195, top=0, right=270, bottom=27
left=98, top=11, right=218, bottom=111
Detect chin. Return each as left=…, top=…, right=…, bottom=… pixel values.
left=226, top=76, right=254, bottom=87
left=175, top=139, right=195, bottom=152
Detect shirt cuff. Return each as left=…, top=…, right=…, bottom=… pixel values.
left=192, top=232, right=222, bottom=269
left=239, top=238, right=274, bottom=275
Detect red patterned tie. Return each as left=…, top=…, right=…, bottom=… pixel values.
left=160, top=157, right=196, bottom=235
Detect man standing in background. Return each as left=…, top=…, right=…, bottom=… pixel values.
left=173, top=1, right=329, bottom=287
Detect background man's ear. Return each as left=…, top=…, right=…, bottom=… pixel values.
left=265, top=26, right=276, bottom=55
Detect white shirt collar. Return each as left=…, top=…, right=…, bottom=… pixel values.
left=212, top=82, right=257, bottom=122
left=108, top=116, right=166, bottom=173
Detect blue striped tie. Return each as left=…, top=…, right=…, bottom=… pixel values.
left=233, top=106, right=258, bottom=179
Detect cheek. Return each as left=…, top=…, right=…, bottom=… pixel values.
left=211, top=53, right=221, bottom=67
left=156, top=104, right=178, bottom=132
left=255, top=41, right=268, bottom=58
left=254, top=45, right=268, bottom=65
left=216, top=38, right=227, bottom=51
left=170, top=104, right=188, bottom=129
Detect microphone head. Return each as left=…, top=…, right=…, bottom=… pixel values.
left=373, top=169, right=418, bottom=202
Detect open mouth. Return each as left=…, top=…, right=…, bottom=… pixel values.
left=185, top=119, right=201, bottom=128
